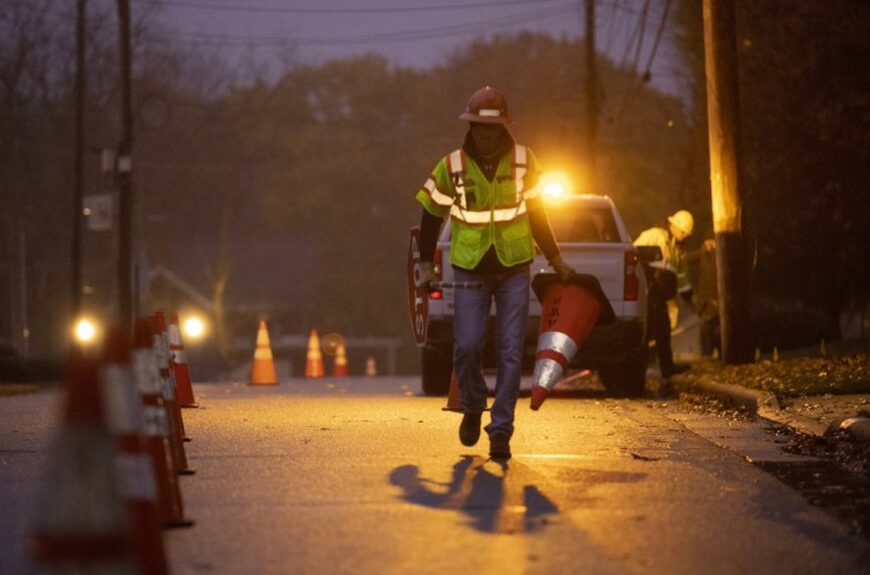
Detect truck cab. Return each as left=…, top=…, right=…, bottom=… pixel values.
left=423, top=194, right=650, bottom=397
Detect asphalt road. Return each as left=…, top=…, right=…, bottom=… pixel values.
left=1, top=377, right=868, bottom=574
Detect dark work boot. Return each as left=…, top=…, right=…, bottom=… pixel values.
left=489, top=432, right=511, bottom=460
left=459, top=412, right=482, bottom=446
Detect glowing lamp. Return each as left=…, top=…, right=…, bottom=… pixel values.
left=183, top=316, right=207, bottom=341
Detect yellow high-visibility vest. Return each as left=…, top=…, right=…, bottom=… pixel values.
left=633, top=226, right=692, bottom=294
left=416, top=145, right=543, bottom=270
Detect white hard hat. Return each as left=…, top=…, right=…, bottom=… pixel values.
left=668, top=210, right=694, bottom=237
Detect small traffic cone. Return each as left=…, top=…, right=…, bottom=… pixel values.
left=365, top=356, right=377, bottom=378
left=442, top=372, right=462, bottom=412
left=305, top=329, right=325, bottom=378
left=151, top=312, right=195, bottom=476
left=102, top=328, right=169, bottom=575
left=29, top=351, right=137, bottom=572
left=333, top=342, right=349, bottom=377
left=132, top=318, right=193, bottom=529
left=168, top=313, right=198, bottom=408
left=249, top=321, right=278, bottom=385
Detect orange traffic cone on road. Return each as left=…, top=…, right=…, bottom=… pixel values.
left=365, top=356, right=377, bottom=378
left=305, top=329, right=325, bottom=378
left=333, top=342, right=349, bottom=377
left=168, top=313, right=198, bottom=408
left=133, top=318, right=193, bottom=529
left=102, top=328, right=169, bottom=575
left=442, top=372, right=489, bottom=413
left=151, top=312, right=195, bottom=475
left=442, top=372, right=462, bottom=412
left=249, top=321, right=278, bottom=385
left=29, top=351, right=137, bottom=573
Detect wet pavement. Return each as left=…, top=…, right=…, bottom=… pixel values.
left=668, top=374, right=870, bottom=540
left=2, top=377, right=869, bottom=574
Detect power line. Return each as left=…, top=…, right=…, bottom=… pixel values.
left=132, top=0, right=564, bottom=15
left=641, top=0, right=671, bottom=78
left=620, top=0, right=650, bottom=70
left=147, top=4, right=575, bottom=48
left=612, top=0, right=672, bottom=126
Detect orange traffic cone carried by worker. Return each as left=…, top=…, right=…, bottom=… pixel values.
left=249, top=320, right=278, bottom=385
left=101, top=327, right=169, bottom=575
left=332, top=342, right=349, bottom=377
left=168, top=313, right=198, bottom=407
left=29, top=350, right=137, bottom=573
left=151, top=312, right=195, bottom=475
left=132, top=317, right=193, bottom=529
left=530, top=273, right=615, bottom=410
left=305, top=329, right=325, bottom=378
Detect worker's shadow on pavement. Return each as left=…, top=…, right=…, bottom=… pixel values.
left=388, top=456, right=558, bottom=534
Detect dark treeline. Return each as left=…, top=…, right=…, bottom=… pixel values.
left=675, top=0, right=869, bottom=347
left=1, top=0, right=866, bottom=370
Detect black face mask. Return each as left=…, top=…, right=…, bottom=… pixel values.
left=468, top=123, right=510, bottom=159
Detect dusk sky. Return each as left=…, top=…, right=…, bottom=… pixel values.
left=130, top=0, right=687, bottom=98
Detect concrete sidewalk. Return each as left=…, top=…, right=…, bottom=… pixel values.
left=674, top=374, right=870, bottom=443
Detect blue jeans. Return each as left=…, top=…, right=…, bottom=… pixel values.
left=452, top=265, right=530, bottom=439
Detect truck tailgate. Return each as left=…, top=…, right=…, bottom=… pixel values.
left=527, top=244, right=625, bottom=314
left=436, top=242, right=630, bottom=319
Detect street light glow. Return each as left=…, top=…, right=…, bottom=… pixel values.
left=183, top=316, right=206, bottom=340
left=73, top=317, right=99, bottom=344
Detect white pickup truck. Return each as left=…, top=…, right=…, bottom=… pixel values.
left=422, top=194, right=652, bottom=398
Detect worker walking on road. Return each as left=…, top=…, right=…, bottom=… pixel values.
left=414, top=86, right=575, bottom=460
left=634, top=210, right=695, bottom=386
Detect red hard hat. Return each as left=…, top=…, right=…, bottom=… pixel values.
left=459, top=86, right=511, bottom=125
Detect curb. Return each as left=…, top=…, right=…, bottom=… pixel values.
left=673, top=375, right=866, bottom=441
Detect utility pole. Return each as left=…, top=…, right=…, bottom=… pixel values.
left=72, top=0, right=86, bottom=324
left=584, top=0, right=598, bottom=193
left=702, top=0, right=753, bottom=364
left=117, top=0, right=134, bottom=338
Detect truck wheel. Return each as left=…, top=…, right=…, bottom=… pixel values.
left=598, top=356, right=647, bottom=398
left=421, top=344, right=452, bottom=396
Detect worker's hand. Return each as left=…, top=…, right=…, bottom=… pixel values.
left=415, top=261, right=437, bottom=289
left=549, top=254, right=576, bottom=282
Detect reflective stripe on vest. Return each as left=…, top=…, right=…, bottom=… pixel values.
left=449, top=202, right=528, bottom=224
left=448, top=150, right=467, bottom=209
left=447, top=145, right=532, bottom=224
left=514, top=145, right=541, bottom=201
left=423, top=177, right=453, bottom=207
left=514, top=145, right=527, bottom=203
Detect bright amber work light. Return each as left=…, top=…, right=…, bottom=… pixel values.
left=539, top=171, right=572, bottom=200
left=544, top=181, right=566, bottom=198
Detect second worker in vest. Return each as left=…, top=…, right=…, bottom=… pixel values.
left=414, top=86, right=575, bottom=460
left=633, top=210, right=696, bottom=389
